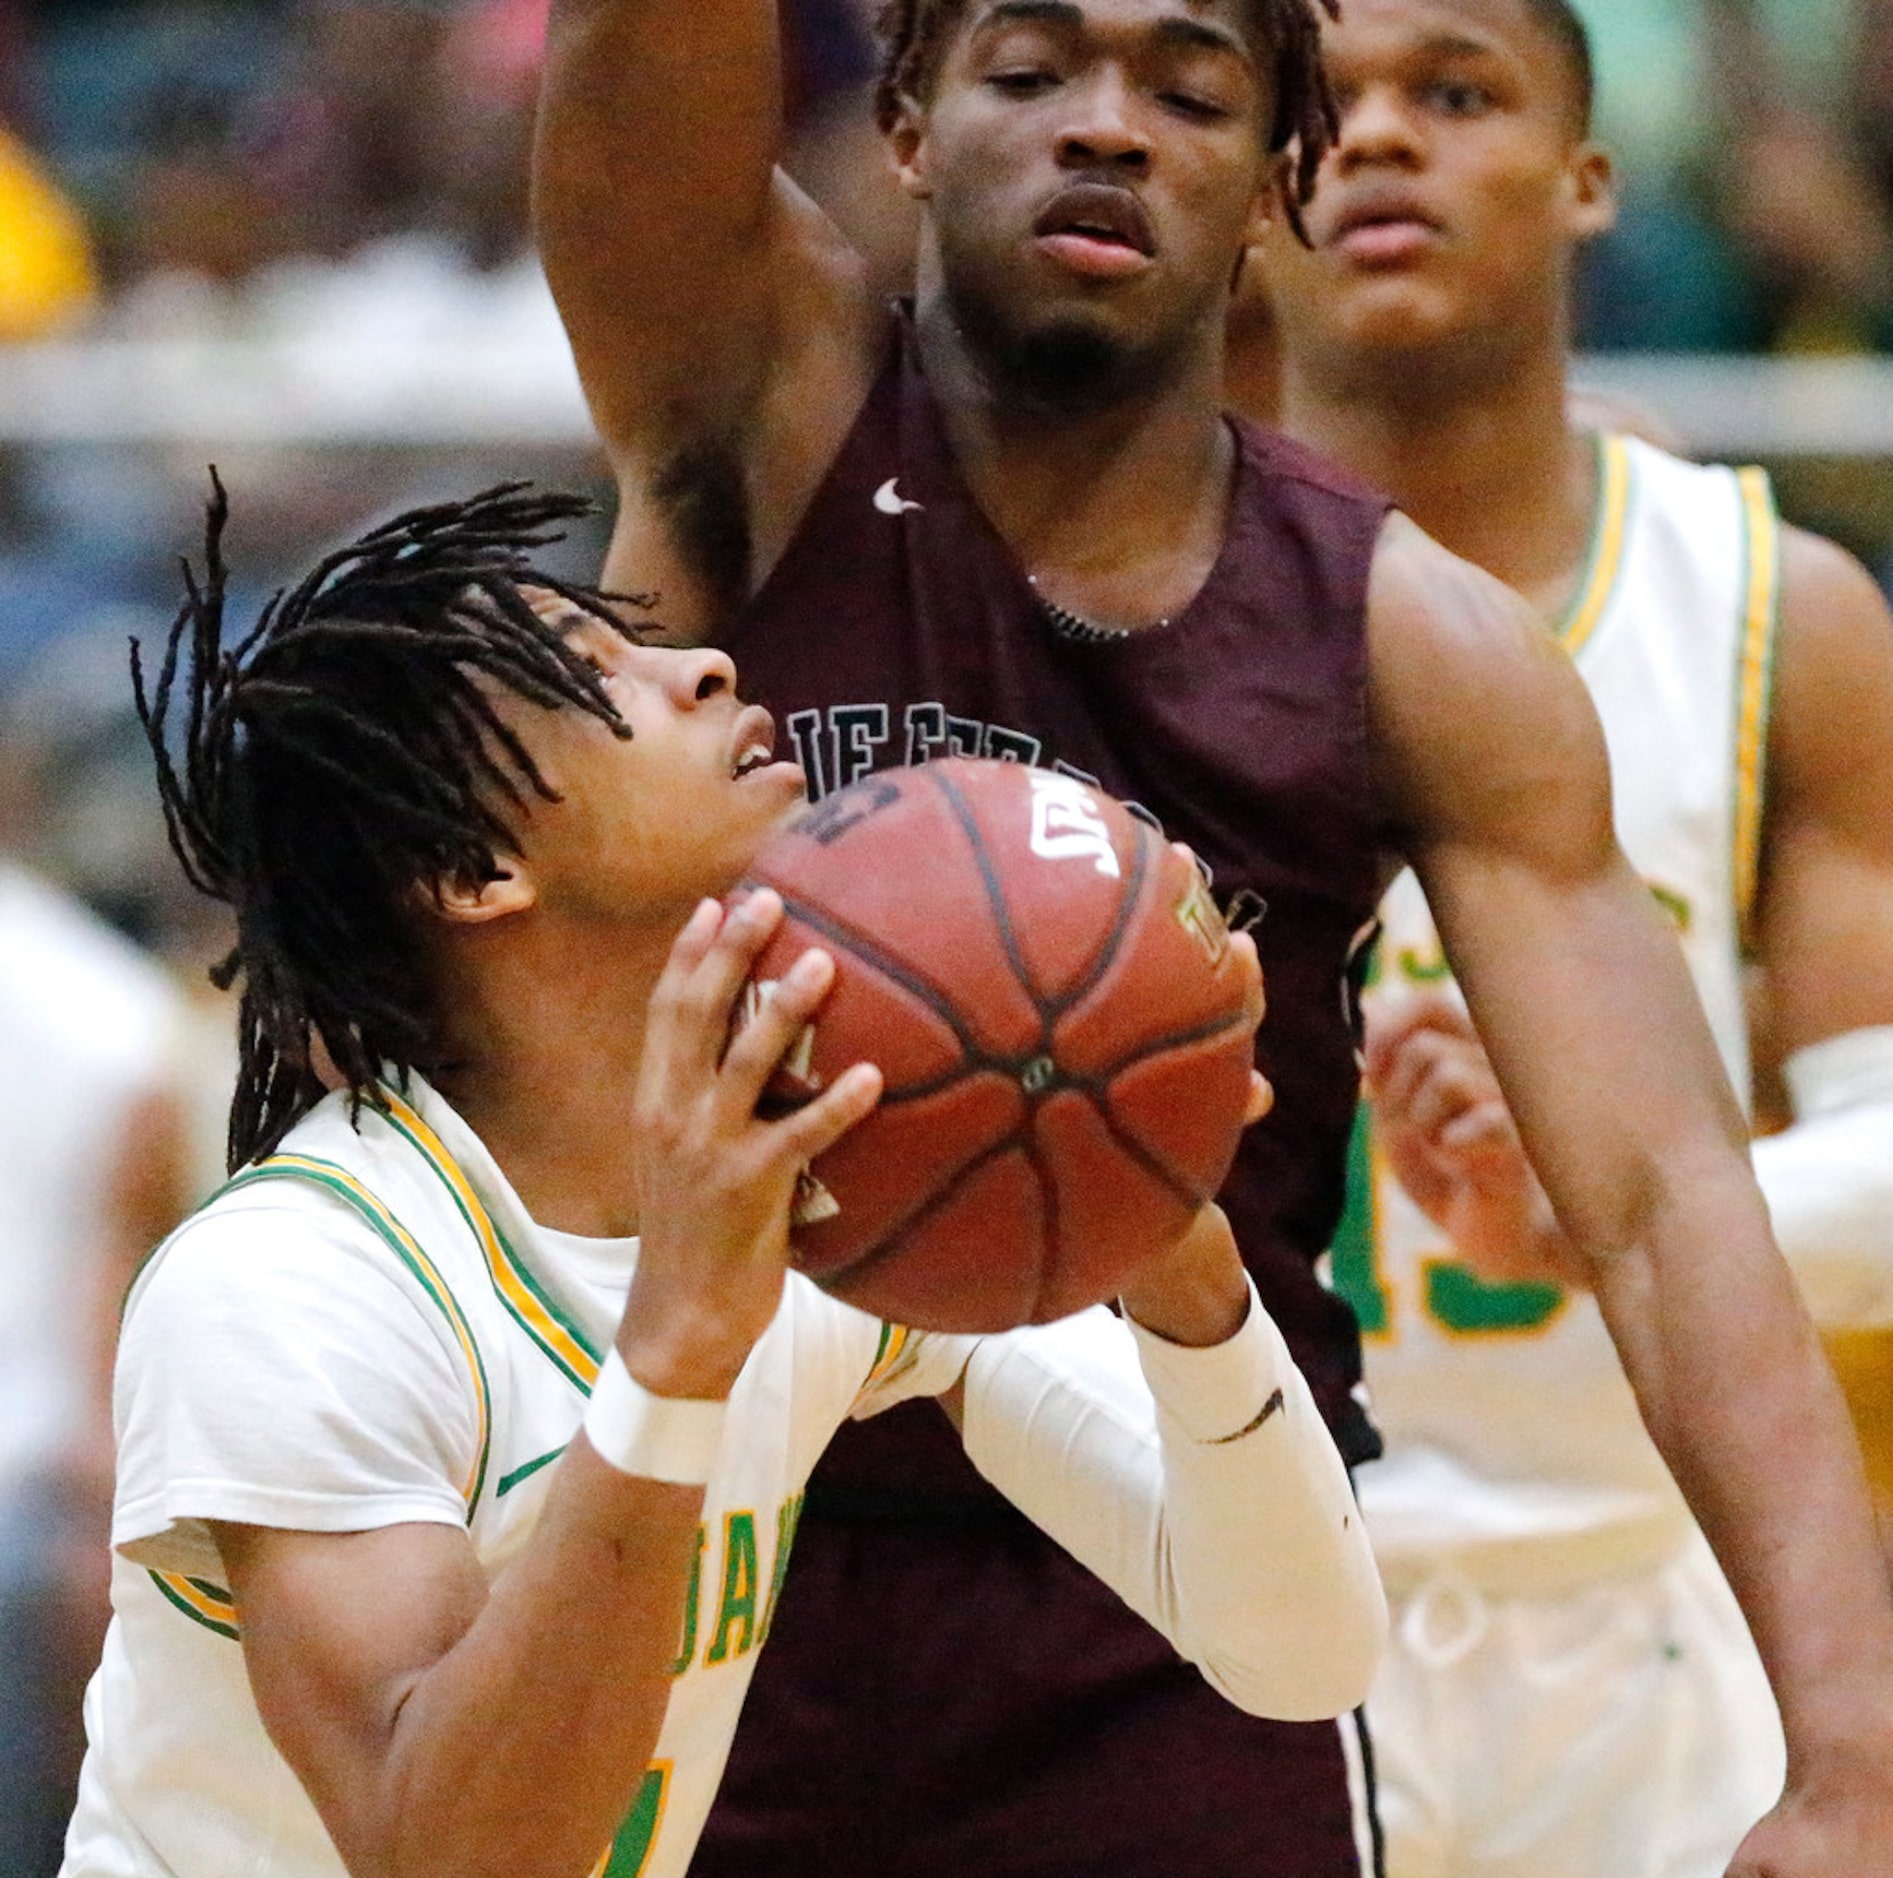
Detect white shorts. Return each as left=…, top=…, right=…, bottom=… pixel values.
left=1371, top=1529, right=1786, bottom=1878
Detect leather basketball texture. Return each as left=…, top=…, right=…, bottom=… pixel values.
left=737, top=758, right=1256, bottom=1331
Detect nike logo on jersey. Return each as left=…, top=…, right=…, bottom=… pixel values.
left=873, top=477, right=923, bottom=516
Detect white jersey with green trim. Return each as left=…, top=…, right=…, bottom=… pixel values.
left=62, top=1077, right=969, bottom=1878
left=1335, top=433, right=1781, bottom=1578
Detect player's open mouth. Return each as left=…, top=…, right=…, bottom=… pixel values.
left=730, top=706, right=780, bottom=779
left=1034, top=184, right=1156, bottom=279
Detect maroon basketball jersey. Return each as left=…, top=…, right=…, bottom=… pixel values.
left=720, top=314, right=1389, bottom=1478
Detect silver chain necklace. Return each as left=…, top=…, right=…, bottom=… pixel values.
left=1026, top=576, right=1163, bottom=643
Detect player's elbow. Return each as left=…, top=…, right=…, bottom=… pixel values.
left=1199, top=1550, right=1389, bottom=1722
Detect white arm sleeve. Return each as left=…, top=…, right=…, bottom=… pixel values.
left=960, top=1280, right=1387, bottom=1721
left=1752, top=1026, right=1893, bottom=1330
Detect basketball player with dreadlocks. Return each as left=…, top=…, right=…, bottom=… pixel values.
left=534, top=0, right=1893, bottom=1871
left=59, top=481, right=1385, bottom=1878
left=1240, top=1, right=1893, bottom=1870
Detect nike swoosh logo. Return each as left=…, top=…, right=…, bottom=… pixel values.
left=873, top=477, right=923, bottom=516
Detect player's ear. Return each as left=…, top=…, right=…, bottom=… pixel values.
left=1565, top=140, right=1618, bottom=242
left=888, top=94, right=934, bottom=200
left=426, top=860, right=537, bottom=926
left=1242, top=158, right=1286, bottom=249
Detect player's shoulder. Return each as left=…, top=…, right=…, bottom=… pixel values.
left=1776, top=516, right=1891, bottom=622
left=127, top=1094, right=425, bottom=1319
left=1771, top=520, right=1893, bottom=739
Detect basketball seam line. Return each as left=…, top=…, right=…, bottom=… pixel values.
left=808, top=1132, right=1027, bottom=1293
left=929, top=764, right=1052, bottom=1032
left=1040, top=807, right=1153, bottom=1024
left=757, top=886, right=986, bottom=1061
left=816, top=1060, right=1224, bottom=1298
left=866, top=1008, right=1254, bottom=1107
left=928, top=764, right=1155, bottom=1028
left=1020, top=1132, right=1059, bottom=1319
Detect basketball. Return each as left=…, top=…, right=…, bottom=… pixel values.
left=733, top=758, right=1259, bottom=1332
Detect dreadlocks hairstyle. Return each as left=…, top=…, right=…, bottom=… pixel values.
left=134, top=477, right=647, bottom=1174
left=872, top=0, right=1343, bottom=237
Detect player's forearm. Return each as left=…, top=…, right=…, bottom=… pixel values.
left=961, top=1292, right=1386, bottom=1721
left=1587, top=1152, right=1893, bottom=1755
left=1753, top=1028, right=1893, bottom=1329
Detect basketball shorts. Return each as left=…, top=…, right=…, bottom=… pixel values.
left=1371, top=1529, right=1786, bottom=1878
left=688, top=1496, right=1383, bottom=1878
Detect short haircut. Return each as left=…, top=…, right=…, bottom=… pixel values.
left=136, top=477, right=644, bottom=1171
left=1522, top=0, right=1594, bottom=133
left=874, top=0, right=1344, bottom=233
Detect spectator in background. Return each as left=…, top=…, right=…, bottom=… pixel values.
left=1574, top=0, right=1893, bottom=353
left=0, top=676, right=201, bottom=1876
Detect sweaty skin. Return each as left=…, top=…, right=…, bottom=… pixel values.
left=536, top=0, right=1893, bottom=1869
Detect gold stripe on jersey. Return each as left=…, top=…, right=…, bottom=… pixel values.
left=222, top=1155, right=493, bottom=1510
left=378, top=1090, right=602, bottom=1394
left=862, top=1321, right=913, bottom=1393
left=1733, top=466, right=1781, bottom=953
left=1558, top=433, right=1634, bottom=657
left=149, top=1571, right=240, bottom=1641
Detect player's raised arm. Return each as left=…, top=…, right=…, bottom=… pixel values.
left=536, top=0, right=781, bottom=441
left=1367, top=514, right=1893, bottom=1872
left=535, top=0, right=875, bottom=468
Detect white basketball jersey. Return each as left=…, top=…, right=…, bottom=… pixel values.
left=64, top=1079, right=952, bottom=1878
left=1338, top=435, right=1781, bottom=1573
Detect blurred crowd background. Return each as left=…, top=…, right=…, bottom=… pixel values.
left=1, top=0, right=1892, bottom=1871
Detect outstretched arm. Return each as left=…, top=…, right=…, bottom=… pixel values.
left=1368, top=513, right=1893, bottom=1875
left=1362, top=524, right=1893, bottom=1322
left=536, top=0, right=881, bottom=612
left=537, top=0, right=788, bottom=446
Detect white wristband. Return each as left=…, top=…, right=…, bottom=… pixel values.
left=583, top=1348, right=728, bottom=1485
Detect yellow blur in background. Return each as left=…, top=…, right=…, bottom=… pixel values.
left=1824, top=1329, right=1893, bottom=1539
left=0, top=127, right=97, bottom=341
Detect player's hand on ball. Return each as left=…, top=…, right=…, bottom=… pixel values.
left=1118, top=1203, right=1251, bottom=1348
left=1363, top=989, right=1585, bottom=1290
left=1230, top=927, right=1273, bottom=1124
left=621, top=891, right=882, bottom=1398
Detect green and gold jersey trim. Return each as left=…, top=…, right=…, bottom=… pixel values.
left=149, top=1570, right=240, bottom=1641
left=1558, top=432, right=1635, bottom=657
left=377, top=1091, right=603, bottom=1396
left=865, top=1321, right=911, bottom=1389
left=1733, top=465, right=1782, bottom=954
left=221, top=1154, right=494, bottom=1511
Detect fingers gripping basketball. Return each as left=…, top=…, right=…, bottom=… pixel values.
left=735, top=759, right=1258, bottom=1332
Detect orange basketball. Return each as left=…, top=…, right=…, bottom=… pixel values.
left=734, top=758, right=1258, bottom=1332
